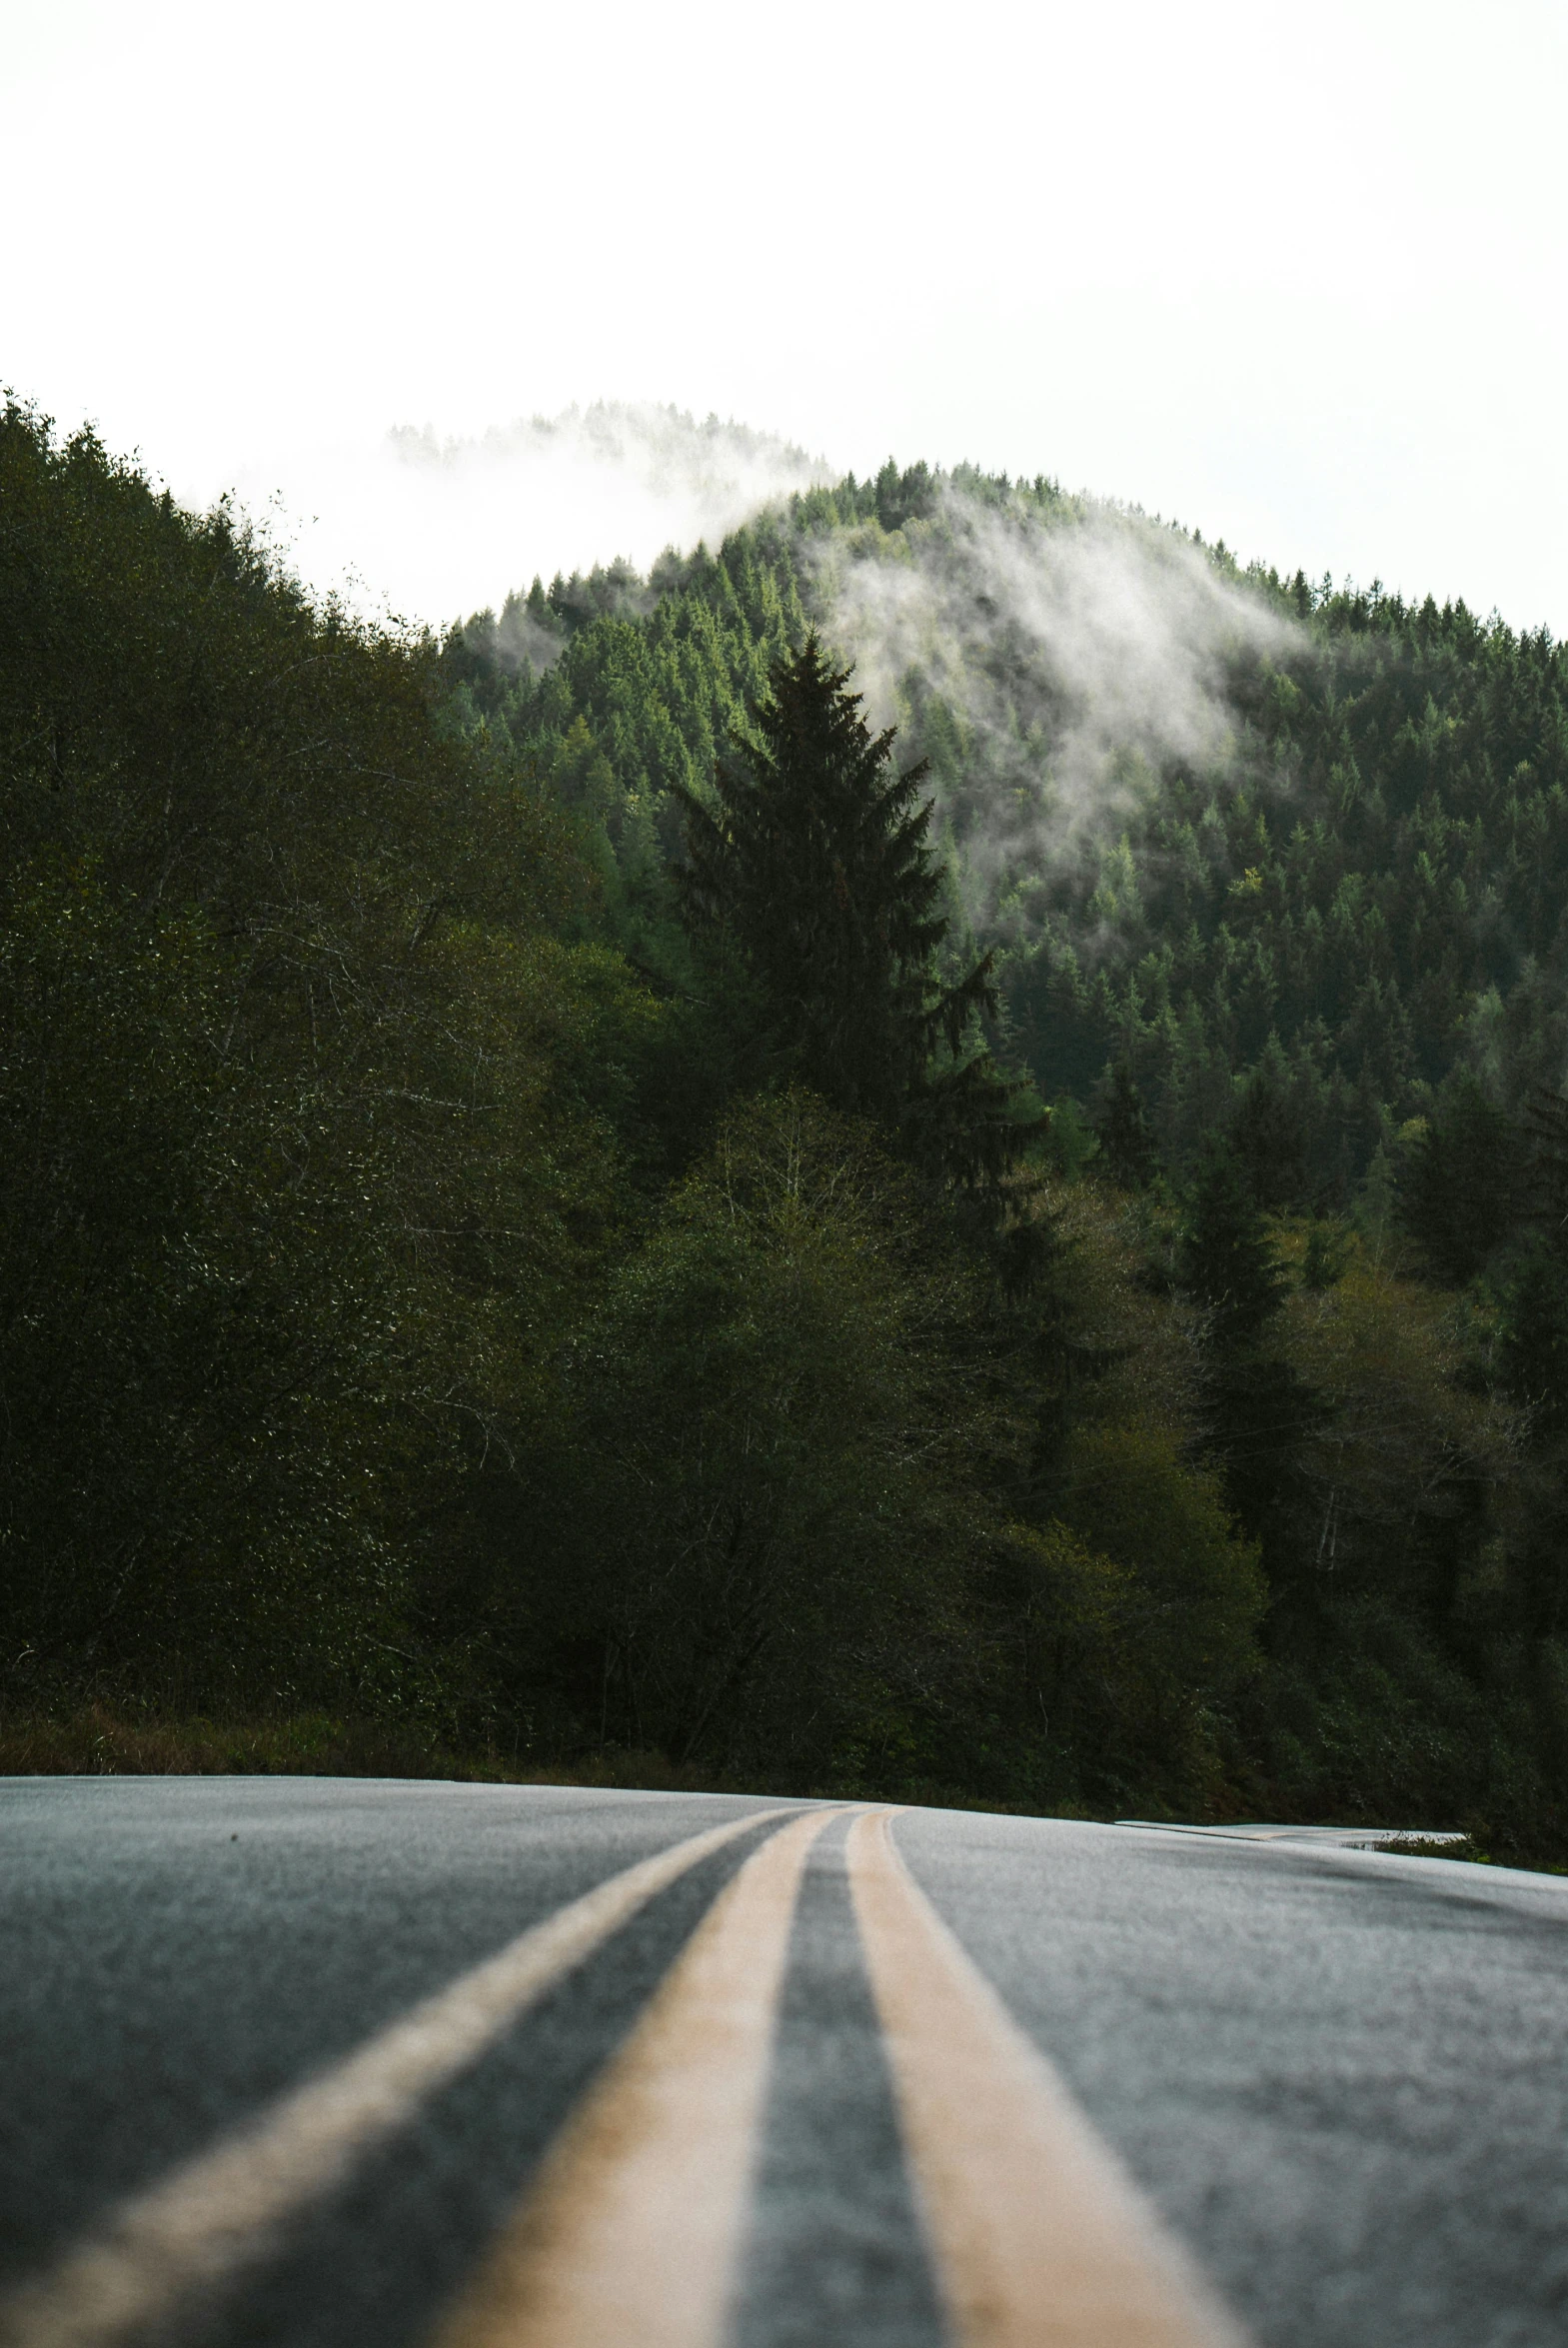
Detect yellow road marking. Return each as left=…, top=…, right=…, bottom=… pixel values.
left=0, top=1806, right=798, bottom=2348
left=429, top=1804, right=841, bottom=2348
left=845, top=1810, right=1251, bottom=2348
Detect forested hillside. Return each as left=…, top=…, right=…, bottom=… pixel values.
left=5, top=406, right=1566, bottom=1860
left=449, top=459, right=1568, bottom=1191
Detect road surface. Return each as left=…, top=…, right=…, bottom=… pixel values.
left=1, top=1778, right=1565, bottom=2347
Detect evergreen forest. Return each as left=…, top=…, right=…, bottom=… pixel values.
left=5, top=403, right=1567, bottom=1861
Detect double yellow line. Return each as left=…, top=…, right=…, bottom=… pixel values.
left=1, top=1804, right=1249, bottom=2348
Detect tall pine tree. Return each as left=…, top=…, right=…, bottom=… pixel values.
left=677, top=637, right=1024, bottom=1189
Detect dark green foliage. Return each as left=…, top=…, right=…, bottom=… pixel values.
left=1499, top=1240, right=1568, bottom=1438
left=1496, top=1236, right=1568, bottom=1640
left=1178, top=1147, right=1288, bottom=1349
left=1093, top=1061, right=1158, bottom=1189
left=1230, top=1046, right=1313, bottom=1211
left=677, top=638, right=1025, bottom=1190
left=1399, top=1075, right=1519, bottom=1283
left=1523, top=1086, right=1568, bottom=1242
left=1199, top=1354, right=1329, bottom=1578
left=1300, top=1218, right=1352, bottom=1290
left=1002, top=592, right=1568, bottom=1196
left=0, top=401, right=627, bottom=1710
left=429, top=461, right=1568, bottom=1854
left=1177, top=1147, right=1327, bottom=1577
left=502, top=1094, right=988, bottom=1774
left=8, top=405, right=1568, bottom=1861
left=450, top=470, right=1568, bottom=1229
left=679, top=638, right=947, bottom=1108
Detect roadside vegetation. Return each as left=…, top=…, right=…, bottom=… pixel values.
left=3, top=407, right=1565, bottom=1866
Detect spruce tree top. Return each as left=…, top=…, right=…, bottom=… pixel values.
left=678, top=638, right=1022, bottom=1190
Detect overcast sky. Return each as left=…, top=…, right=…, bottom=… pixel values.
left=5, top=0, right=1564, bottom=630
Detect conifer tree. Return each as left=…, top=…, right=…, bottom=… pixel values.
left=1230, top=1049, right=1309, bottom=1210
left=677, top=637, right=1023, bottom=1189
left=1499, top=1241, right=1568, bottom=1442
left=1524, top=1086, right=1568, bottom=1244
left=1094, top=1060, right=1159, bottom=1190
left=1399, top=1075, right=1517, bottom=1284
left=1178, top=1144, right=1324, bottom=1572
left=1178, top=1145, right=1288, bottom=1349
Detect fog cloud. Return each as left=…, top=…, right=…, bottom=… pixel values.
left=219, top=403, right=833, bottom=627
left=813, top=484, right=1299, bottom=901
left=218, top=410, right=1299, bottom=915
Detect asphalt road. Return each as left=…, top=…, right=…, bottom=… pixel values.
left=1, top=1778, right=1565, bottom=2348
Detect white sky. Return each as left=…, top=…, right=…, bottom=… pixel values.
left=4, top=0, right=1565, bottom=630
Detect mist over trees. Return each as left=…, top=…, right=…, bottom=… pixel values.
left=4, top=407, right=1567, bottom=1858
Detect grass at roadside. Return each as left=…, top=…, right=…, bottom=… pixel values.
left=0, top=1704, right=1073, bottom=1816
left=0, top=1705, right=735, bottom=1793
left=6, top=1708, right=1566, bottom=1876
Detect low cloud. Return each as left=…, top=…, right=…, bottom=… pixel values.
left=814, top=483, right=1299, bottom=904
left=217, top=414, right=1295, bottom=915
left=220, top=403, right=834, bottom=627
